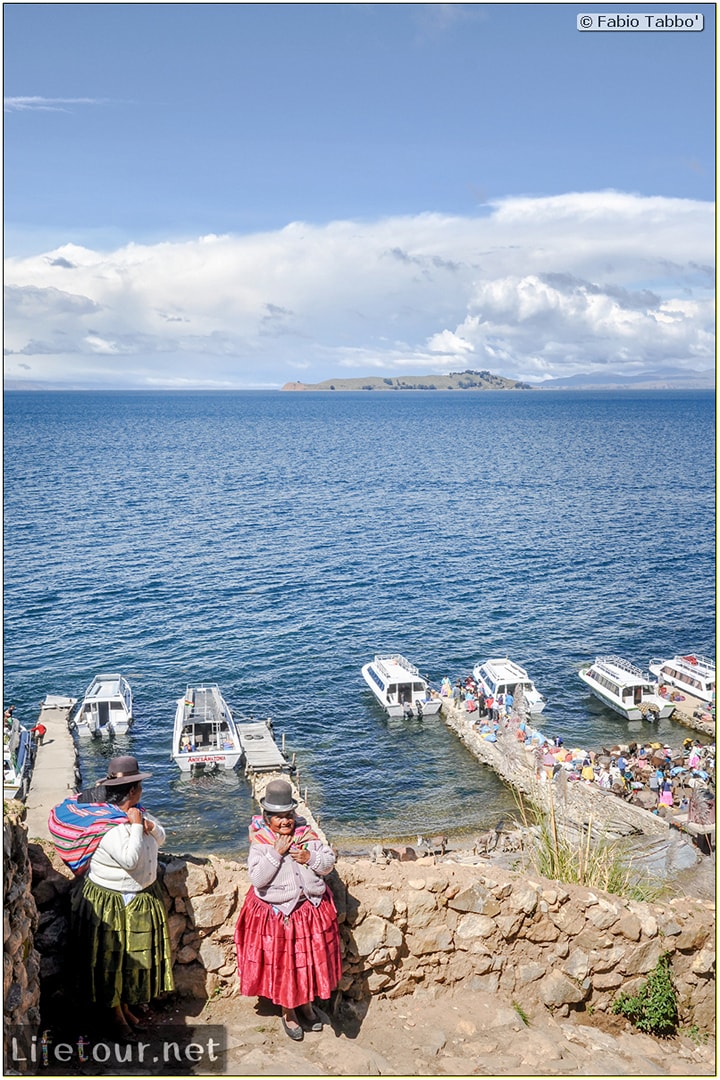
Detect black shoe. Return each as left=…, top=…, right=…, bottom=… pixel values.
left=299, top=1006, right=323, bottom=1031
left=282, top=1015, right=304, bottom=1041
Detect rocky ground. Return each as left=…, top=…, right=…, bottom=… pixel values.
left=149, top=840, right=717, bottom=1078
left=158, top=984, right=716, bottom=1076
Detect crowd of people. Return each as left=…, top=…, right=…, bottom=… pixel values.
left=442, top=674, right=716, bottom=819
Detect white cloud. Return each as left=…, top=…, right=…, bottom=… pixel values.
left=4, top=96, right=108, bottom=112
left=3, top=191, right=714, bottom=388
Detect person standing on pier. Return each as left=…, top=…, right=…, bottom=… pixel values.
left=234, top=779, right=342, bottom=1041
left=30, top=720, right=47, bottom=745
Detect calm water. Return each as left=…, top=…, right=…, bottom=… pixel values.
left=4, top=390, right=715, bottom=858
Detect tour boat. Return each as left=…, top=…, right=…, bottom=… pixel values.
left=472, top=658, right=546, bottom=715
left=361, top=655, right=441, bottom=718
left=578, top=656, right=675, bottom=721
left=648, top=654, right=715, bottom=704
left=3, top=719, right=35, bottom=800
left=72, top=673, right=134, bottom=737
left=172, top=684, right=243, bottom=773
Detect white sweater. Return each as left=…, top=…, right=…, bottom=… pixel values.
left=88, top=813, right=165, bottom=893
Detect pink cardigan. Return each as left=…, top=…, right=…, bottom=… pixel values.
left=248, top=839, right=336, bottom=916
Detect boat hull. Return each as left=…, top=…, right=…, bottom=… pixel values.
left=361, top=660, right=440, bottom=718
left=175, top=750, right=243, bottom=773
left=649, top=656, right=715, bottom=704
left=579, top=670, right=674, bottom=721
left=172, top=685, right=243, bottom=772
left=472, top=660, right=546, bottom=715
left=384, top=699, right=442, bottom=718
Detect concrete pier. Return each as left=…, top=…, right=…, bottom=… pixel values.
left=23, top=703, right=80, bottom=841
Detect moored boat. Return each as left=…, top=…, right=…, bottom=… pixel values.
left=578, top=656, right=674, bottom=721
left=472, top=657, right=546, bottom=715
left=172, top=684, right=243, bottom=773
left=71, top=673, right=133, bottom=737
left=3, top=719, right=35, bottom=800
left=648, top=654, right=715, bottom=704
left=361, top=655, right=441, bottom=718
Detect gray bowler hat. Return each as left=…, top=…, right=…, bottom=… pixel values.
left=260, top=779, right=298, bottom=813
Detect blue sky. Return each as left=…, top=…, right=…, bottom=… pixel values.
left=4, top=3, right=716, bottom=388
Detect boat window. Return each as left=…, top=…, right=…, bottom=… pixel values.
left=367, top=667, right=386, bottom=692
left=413, top=682, right=424, bottom=693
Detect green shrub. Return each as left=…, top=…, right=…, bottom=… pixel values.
left=514, top=789, right=665, bottom=901
left=611, top=953, right=678, bottom=1036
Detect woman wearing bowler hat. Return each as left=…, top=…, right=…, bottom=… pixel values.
left=68, top=755, right=174, bottom=1036
left=234, top=778, right=342, bottom=1041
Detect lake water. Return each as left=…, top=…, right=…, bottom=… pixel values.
left=3, top=389, right=715, bottom=859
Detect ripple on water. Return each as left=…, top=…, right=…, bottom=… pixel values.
left=3, top=390, right=715, bottom=854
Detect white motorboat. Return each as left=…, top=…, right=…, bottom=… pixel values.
left=648, top=654, right=715, bottom=704
left=361, top=654, right=441, bottom=718
left=3, top=719, right=35, bottom=800
left=472, top=658, right=546, bottom=715
left=172, top=684, right=243, bottom=773
left=72, top=673, right=133, bottom=737
left=578, top=656, right=675, bottom=721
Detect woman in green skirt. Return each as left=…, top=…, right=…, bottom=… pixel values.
left=69, top=755, right=174, bottom=1036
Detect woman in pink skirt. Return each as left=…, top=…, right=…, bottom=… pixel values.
left=234, top=779, right=342, bottom=1041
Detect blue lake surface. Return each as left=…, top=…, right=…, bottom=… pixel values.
left=3, top=389, right=715, bottom=858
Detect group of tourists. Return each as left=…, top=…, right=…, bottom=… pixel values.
left=444, top=673, right=715, bottom=819
left=531, top=735, right=715, bottom=811
left=48, top=760, right=341, bottom=1044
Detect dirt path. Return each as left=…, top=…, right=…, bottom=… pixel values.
left=158, top=985, right=715, bottom=1076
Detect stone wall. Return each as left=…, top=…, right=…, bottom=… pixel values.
left=3, top=803, right=42, bottom=1061
left=19, top=834, right=717, bottom=1036
left=155, top=851, right=715, bottom=1031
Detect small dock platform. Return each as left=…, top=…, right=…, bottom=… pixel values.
left=669, top=691, right=715, bottom=739
left=238, top=721, right=290, bottom=773
left=236, top=721, right=327, bottom=840
left=23, top=698, right=80, bottom=841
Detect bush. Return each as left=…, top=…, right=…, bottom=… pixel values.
left=515, top=789, right=665, bottom=902
left=611, top=953, right=678, bottom=1036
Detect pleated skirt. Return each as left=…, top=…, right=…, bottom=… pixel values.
left=234, top=889, right=342, bottom=1009
left=70, top=877, right=175, bottom=1008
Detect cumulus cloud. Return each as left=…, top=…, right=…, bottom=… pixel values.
left=3, top=191, right=714, bottom=388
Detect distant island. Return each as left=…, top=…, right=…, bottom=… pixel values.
left=281, top=367, right=714, bottom=392
left=281, top=370, right=532, bottom=392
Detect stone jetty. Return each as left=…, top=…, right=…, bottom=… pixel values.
left=439, top=698, right=672, bottom=841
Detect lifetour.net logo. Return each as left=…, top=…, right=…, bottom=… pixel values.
left=5, top=1026, right=226, bottom=1075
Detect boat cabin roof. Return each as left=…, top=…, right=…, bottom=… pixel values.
left=477, top=658, right=531, bottom=684
left=371, top=655, right=423, bottom=682
left=589, top=656, right=651, bottom=688
left=84, top=673, right=129, bottom=699
left=662, top=655, right=715, bottom=678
